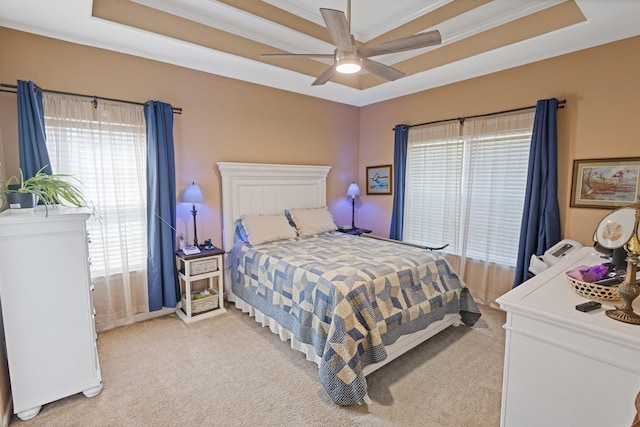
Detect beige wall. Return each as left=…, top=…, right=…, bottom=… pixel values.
left=0, top=28, right=361, bottom=248
left=359, top=35, right=640, bottom=244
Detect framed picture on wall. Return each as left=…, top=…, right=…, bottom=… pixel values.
left=366, top=165, right=392, bottom=195
left=570, top=157, right=640, bottom=209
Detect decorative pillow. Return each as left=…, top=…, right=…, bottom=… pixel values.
left=288, top=207, right=337, bottom=237
left=240, top=214, right=297, bottom=245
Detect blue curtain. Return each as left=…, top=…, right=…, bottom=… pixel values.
left=513, top=98, right=561, bottom=287
left=144, top=101, right=180, bottom=311
left=17, top=80, right=52, bottom=178
left=389, top=124, right=409, bottom=240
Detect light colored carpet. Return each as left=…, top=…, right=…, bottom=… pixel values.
left=10, top=303, right=506, bottom=427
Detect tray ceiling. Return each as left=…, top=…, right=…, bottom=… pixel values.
left=1, top=0, right=639, bottom=106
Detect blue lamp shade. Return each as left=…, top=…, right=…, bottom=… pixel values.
left=347, top=182, right=361, bottom=198
left=182, top=182, right=204, bottom=204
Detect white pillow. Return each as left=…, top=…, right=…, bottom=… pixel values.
left=240, top=214, right=297, bottom=245
left=288, top=207, right=337, bottom=237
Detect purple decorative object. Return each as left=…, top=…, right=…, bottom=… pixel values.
left=567, top=264, right=609, bottom=282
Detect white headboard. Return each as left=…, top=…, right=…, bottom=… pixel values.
left=216, top=162, right=331, bottom=252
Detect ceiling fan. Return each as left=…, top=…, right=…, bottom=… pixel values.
left=261, top=0, right=441, bottom=86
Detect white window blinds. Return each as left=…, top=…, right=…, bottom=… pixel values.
left=404, top=121, right=463, bottom=252
left=43, top=95, right=147, bottom=277
left=403, top=109, right=535, bottom=267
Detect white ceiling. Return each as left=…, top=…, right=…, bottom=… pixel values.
left=1, top=0, right=639, bottom=107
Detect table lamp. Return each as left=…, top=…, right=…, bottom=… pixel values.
left=182, top=182, right=204, bottom=247
left=594, top=200, right=640, bottom=324
left=347, top=182, right=361, bottom=230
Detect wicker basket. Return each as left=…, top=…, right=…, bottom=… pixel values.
left=565, top=274, right=621, bottom=301
left=184, top=289, right=219, bottom=314
left=191, top=258, right=218, bottom=275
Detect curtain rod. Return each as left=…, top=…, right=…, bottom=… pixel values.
left=394, top=99, right=566, bottom=131
left=0, top=83, right=182, bottom=115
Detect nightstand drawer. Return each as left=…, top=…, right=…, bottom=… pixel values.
left=191, top=258, right=218, bottom=275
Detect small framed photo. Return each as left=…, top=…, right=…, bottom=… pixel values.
left=570, top=157, right=640, bottom=209
left=366, top=165, right=392, bottom=195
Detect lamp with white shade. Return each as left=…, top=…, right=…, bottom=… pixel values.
left=347, top=181, right=361, bottom=230
left=182, top=182, right=204, bottom=247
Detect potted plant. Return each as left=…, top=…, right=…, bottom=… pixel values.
left=1, top=166, right=88, bottom=213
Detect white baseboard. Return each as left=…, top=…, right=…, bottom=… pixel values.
left=96, top=307, right=176, bottom=332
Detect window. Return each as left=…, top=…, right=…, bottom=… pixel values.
left=43, top=95, right=147, bottom=277
left=403, top=110, right=535, bottom=267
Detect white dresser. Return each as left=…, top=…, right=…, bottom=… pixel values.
left=0, top=207, right=102, bottom=420
left=497, top=246, right=640, bottom=426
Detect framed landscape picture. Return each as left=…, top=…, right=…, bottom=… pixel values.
left=366, top=165, right=392, bottom=195
left=570, top=157, right=640, bottom=209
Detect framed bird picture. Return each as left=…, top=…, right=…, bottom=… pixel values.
left=570, top=157, right=640, bottom=209
left=366, top=165, right=392, bottom=195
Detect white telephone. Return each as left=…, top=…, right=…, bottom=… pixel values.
left=182, top=246, right=201, bottom=255
left=528, top=238, right=584, bottom=275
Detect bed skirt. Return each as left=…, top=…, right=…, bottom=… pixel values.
left=228, top=292, right=462, bottom=377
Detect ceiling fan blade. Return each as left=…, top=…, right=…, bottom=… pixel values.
left=361, top=58, right=405, bottom=81
left=359, top=30, right=441, bottom=57
left=320, top=8, right=355, bottom=52
left=261, top=53, right=334, bottom=59
left=311, top=64, right=337, bottom=86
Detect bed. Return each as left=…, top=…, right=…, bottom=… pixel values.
left=217, top=162, right=481, bottom=405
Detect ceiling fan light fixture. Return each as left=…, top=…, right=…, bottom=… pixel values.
left=336, top=57, right=361, bottom=74
left=263, top=5, right=442, bottom=85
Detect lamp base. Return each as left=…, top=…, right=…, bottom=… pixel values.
left=606, top=308, right=640, bottom=325
left=191, top=203, right=199, bottom=248
left=606, top=279, right=640, bottom=325
left=351, top=197, right=356, bottom=230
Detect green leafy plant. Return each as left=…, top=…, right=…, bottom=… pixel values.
left=1, top=166, right=88, bottom=212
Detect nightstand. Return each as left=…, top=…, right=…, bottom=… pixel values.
left=337, top=227, right=372, bottom=236
left=175, top=247, right=226, bottom=323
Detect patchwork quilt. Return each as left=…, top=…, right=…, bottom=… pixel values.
left=230, top=232, right=481, bottom=405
